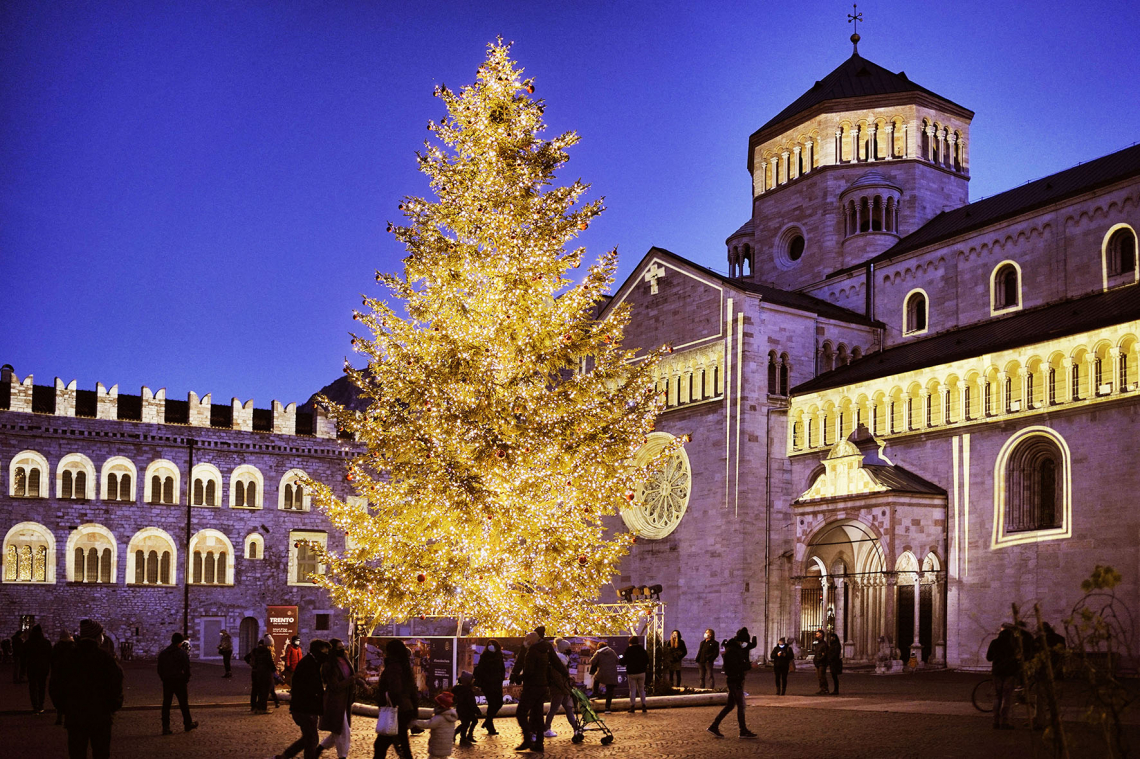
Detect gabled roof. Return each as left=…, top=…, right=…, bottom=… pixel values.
left=614, top=247, right=881, bottom=327
left=749, top=52, right=970, bottom=151
left=861, top=464, right=946, bottom=496
left=792, top=284, right=1140, bottom=395
left=831, top=142, right=1140, bottom=277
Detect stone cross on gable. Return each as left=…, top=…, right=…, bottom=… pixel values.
left=644, top=262, right=666, bottom=295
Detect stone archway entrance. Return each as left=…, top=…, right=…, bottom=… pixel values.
left=796, top=519, right=889, bottom=661
left=239, top=616, right=259, bottom=659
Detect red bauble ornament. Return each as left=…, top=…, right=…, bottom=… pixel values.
left=495, top=449, right=506, bottom=458
left=526, top=83, right=535, bottom=94
left=346, top=473, right=355, bottom=482
left=626, top=492, right=635, bottom=501
left=578, top=556, right=587, bottom=565
left=417, top=573, right=425, bottom=583
left=386, top=223, right=393, bottom=233
left=578, top=222, right=588, bottom=231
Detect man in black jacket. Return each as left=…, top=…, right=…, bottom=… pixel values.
left=157, top=633, right=198, bottom=734
left=986, top=623, right=1022, bottom=729
left=811, top=629, right=830, bottom=695
left=58, top=619, right=123, bottom=759
left=620, top=636, right=649, bottom=713
left=707, top=627, right=757, bottom=739
left=273, top=639, right=329, bottom=759
left=510, top=631, right=568, bottom=753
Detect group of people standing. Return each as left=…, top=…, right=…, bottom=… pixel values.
left=271, top=637, right=360, bottom=759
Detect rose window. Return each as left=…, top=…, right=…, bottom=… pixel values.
left=621, top=432, right=691, bottom=540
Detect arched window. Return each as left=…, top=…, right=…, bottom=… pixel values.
left=126, top=529, right=176, bottom=585
left=996, top=428, right=1071, bottom=545
left=9, top=451, right=48, bottom=498
left=144, top=460, right=180, bottom=505
left=1105, top=226, right=1137, bottom=282
left=288, top=531, right=328, bottom=586
left=779, top=354, right=790, bottom=396
left=859, top=198, right=871, bottom=233
left=188, top=530, right=234, bottom=585
left=101, top=457, right=137, bottom=502
left=56, top=454, right=95, bottom=500
left=280, top=468, right=311, bottom=512
left=244, top=533, right=265, bottom=560
left=821, top=343, right=835, bottom=373
left=992, top=263, right=1021, bottom=312
left=767, top=353, right=778, bottom=395
left=3, top=522, right=55, bottom=583
left=191, top=464, right=222, bottom=507
left=66, top=524, right=117, bottom=584
left=904, top=290, right=928, bottom=335
left=230, top=465, right=264, bottom=509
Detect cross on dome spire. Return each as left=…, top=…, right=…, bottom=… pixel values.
left=847, top=3, right=863, bottom=55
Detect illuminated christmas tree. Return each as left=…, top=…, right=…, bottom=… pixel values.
left=308, top=40, right=673, bottom=635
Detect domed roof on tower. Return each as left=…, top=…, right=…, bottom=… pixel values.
left=844, top=169, right=901, bottom=193
left=746, top=51, right=971, bottom=172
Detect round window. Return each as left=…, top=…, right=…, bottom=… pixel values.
left=620, top=433, right=691, bottom=540
left=788, top=235, right=805, bottom=261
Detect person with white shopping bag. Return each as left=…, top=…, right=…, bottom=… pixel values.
left=271, top=639, right=329, bottom=759
left=373, top=639, right=419, bottom=759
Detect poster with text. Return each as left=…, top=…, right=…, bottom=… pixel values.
left=265, top=606, right=299, bottom=654
left=358, top=636, right=456, bottom=702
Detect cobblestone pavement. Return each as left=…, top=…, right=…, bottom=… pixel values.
left=4, top=662, right=1138, bottom=758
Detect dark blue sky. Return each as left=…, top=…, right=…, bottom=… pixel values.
left=2, top=1, right=1137, bottom=405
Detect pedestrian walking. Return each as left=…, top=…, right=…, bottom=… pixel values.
left=217, top=630, right=233, bottom=678
left=665, top=630, right=688, bottom=687
left=317, top=638, right=356, bottom=759
left=283, top=635, right=304, bottom=688
left=261, top=633, right=282, bottom=708
left=452, top=670, right=480, bottom=744
left=543, top=639, right=581, bottom=739
left=696, top=628, right=719, bottom=689
left=587, top=641, right=619, bottom=714
left=157, top=633, right=198, bottom=734
left=25, top=624, right=52, bottom=714
left=57, top=619, right=123, bottom=759
left=271, top=638, right=328, bottom=759
left=811, top=629, right=830, bottom=695
left=706, top=627, right=757, bottom=739
left=987, top=623, right=1021, bottom=730
left=827, top=630, right=844, bottom=694
left=373, top=639, right=419, bottom=759
left=473, top=639, right=505, bottom=735
left=620, top=636, right=649, bottom=713
left=770, top=637, right=793, bottom=695
left=411, top=691, right=458, bottom=759
left=510, top=631, right=568, bottom=753
left=11, top=628, right=27, bottom=683
left=49, top=630, right=75, bottom=724
left=245, top=639, right=276, bottom=714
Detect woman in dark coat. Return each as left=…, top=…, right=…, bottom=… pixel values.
left=827, top=631, right=844, bottom=694
left=473, top=639, right=505, bottom=735
left=245, top=640, right=275, bottom=713
left=373, top=639, right=418, bottom=759
left=24, top=624, right=53, bottom=714
left=665, top=630, right=688, bottom=687
left=49, top=630, right=74, bottom=724
left=317, top=638, right=356, bottom=759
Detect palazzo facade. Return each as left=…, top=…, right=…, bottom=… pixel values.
left=0, top=366, right=356, bottom=659
left=610, top=45, right=1140, bottom=668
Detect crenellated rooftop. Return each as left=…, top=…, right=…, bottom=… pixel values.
left=0, top=366, right=337, bottom=439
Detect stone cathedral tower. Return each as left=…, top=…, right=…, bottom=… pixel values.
left=727, top=41, right=974, bottom=296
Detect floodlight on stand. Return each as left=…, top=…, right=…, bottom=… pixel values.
left=647, top=584, right=662, bottom=600
left=617, top=585, right=636, bottom=603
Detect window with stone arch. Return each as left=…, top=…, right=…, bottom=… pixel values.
left=144, top=459, right=180, bottom=505
left=189, top=529, right=235, bottom=585
left=9, top=450, right=48, bottom=498
left=244, top=533, right=265, bottom=560
left=278, top=469, right=311, bottom=512
left=191, top=463, right=222, bottom=507
left=3, top=522, right=56, bottom=583
left=56, top=453, right=96, bottom=500
left=66, top=524, right=117, bottom=584
left=903, top=288, right=928, bottom=336
left=991, top=261, right=1022, bottom=314
left=229, top=464, right=264, bottom=509
left=1103, top=224, right=1138, bottom=289
left=288, top=530, right=328, bottom=586
left=993, top=426, right=1072, bottom=548
left=101, top=456, right=137, bottom=503
left=126, top=528, right=176, bottom=585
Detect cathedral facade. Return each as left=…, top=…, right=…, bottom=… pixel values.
left=610, top=46, right=1140, bottom=669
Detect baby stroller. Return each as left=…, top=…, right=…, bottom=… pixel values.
left=570, top=686, right=614, bottom=745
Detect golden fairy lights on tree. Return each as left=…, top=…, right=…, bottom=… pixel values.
left=307, top=40, right=675, bottom=635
